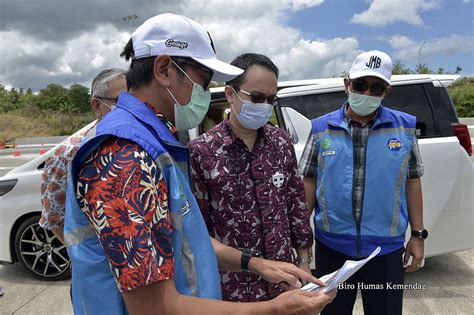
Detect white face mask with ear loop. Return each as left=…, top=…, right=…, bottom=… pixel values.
left=230, top=86, right=273, bottom=129
left=347, top=90, right=383, bottom=116
left=96, top=97, right=116, bottom=111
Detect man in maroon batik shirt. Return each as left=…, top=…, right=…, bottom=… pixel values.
left=189, top=53, right=314, bottom=302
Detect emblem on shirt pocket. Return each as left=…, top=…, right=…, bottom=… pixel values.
left=321, top=138, right=331, bottom=150
left=272, top=171, right=285, bottom=188
left=387, top=138, right=402, bottom=151
left=181, top=200, right=191, bottom=217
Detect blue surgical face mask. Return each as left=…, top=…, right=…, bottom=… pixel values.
left=348, top=90, right=383, bottom=116
left=167, top=61, right=211, bottom=131
left=232, top=87, right=273, bottom=129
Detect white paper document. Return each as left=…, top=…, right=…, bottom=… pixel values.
left=301, top=246, right=381, bottom=293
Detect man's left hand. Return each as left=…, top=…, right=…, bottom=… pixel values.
left=403, top=236, right=425, bottom=272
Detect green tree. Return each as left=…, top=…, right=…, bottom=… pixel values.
left=0, top=84, right=10, bottom=112
left=415, top=63, right=432, bottom=74
left=67, top=83, right=90, bottom=112
left=392, top=60, right=413, bottom=75
left=37, top=83, right=69, bottom=111
left=7, top=88, right=22, bottom=110
left=21, top=88, right=36, bottom=108
left=448, top=77, right=474, bottom=117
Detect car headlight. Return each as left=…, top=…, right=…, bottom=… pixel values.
left=0, top=179, right=18, bottom=197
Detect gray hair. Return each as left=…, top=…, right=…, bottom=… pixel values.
left=91, top=68, right=126, bottom=98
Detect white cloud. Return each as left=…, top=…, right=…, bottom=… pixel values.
left=0, top=24, right=130, bottom=90
left=388, top=34, right=474, bottom=63
left=274, top=37, right=359, bottom=79
left=288, top=0, right=325, bottom=11
left=350, top=0, right=440, bottom=27
left=181, top=0, right=357, bottom=79
left=1, top=0, right=359, bottom=90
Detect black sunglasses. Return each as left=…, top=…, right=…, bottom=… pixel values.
left=351, top=79, right=388, bottom=96
left=233, top=86, right=277, bottom=105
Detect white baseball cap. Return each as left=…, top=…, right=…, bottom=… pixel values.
left=348, top=50, right=393, bottom=84
left=131, top=13, right=243, bottom=82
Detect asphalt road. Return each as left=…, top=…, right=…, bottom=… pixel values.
left=0, top=249, right=472, bottom=314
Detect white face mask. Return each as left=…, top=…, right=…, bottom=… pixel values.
left=97, top=98, right=116, bottom=111
left=348, top=90, right=383, bottom=116
left=231, top=87, right=273, bottom=129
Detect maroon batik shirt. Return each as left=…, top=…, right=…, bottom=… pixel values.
left=188, top=120, right=313, bottom=302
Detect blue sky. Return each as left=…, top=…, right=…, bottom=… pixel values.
left=0, top=0, right=472, bottom=90
left=287, top=0, right=473, bottom=74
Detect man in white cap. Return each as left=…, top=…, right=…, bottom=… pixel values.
left=299, top=50, right=425, bottom=315
left=64, top=13, right=334, bottom=315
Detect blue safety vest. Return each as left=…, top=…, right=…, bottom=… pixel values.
left=64, top=92, right=221, bottom=314
left=311, top=104, right=416, bottom=257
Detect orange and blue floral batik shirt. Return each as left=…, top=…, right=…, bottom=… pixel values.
left=76, top=110, right=176, bottom=292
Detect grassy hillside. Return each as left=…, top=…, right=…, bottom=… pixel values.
left=0, top=108, right=95, bottom=144
left=0, top=78, right=472, bottom=144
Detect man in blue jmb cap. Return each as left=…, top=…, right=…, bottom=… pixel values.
left=300, top=50, right=425, bottom=315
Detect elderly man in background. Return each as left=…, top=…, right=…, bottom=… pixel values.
left=40, top=68, right=127, bottom=243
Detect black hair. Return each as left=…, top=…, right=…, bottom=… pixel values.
left=120, top=38, right=189, bottom=90
left=225, top=53, right=279, bottom=87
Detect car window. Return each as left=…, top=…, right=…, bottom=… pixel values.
left=277, top=83, right=458, bottom=139
left=429, top=86, right=457, bottom=137
left=382, top=84, right=436, bottom=138
left=278, top=91, right=347, bottom=120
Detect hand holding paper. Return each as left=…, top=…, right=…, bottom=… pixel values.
left=301, top=246, right=381, bottom=293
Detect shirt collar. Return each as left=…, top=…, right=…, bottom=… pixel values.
left=135, top=95, right=178, bottom=139
left=220, top=120, right=267, bottom=147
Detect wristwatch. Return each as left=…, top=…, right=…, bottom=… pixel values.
left=411, top=229, right=429, bottom=240
left=241, top=248, right=262, bottom=271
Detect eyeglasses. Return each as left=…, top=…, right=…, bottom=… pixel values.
left=233, top=86, right=277, bottom=105
left=350, top=79, right=388, bottom=96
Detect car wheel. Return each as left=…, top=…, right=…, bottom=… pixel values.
left=14, top=215, right=71, bottom=281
